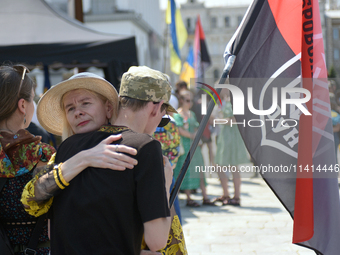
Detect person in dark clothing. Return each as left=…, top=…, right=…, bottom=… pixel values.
left=23, top=67, right=177, bottom=254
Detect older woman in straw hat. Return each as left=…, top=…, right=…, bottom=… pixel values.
left=22, top=71, right=168, bottom=255
left=22, top=72, right=139, bottom=216
left=0, top=65, right=135, bottom=255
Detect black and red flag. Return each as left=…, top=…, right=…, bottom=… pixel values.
left=194, top=15, right=211, bottom=78
left=170, top=1, right=340, bottom=253
left=222, top=0, right=340, bottom=254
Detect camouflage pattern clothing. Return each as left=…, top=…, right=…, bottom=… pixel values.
left=119, top=66, right=177, bottom=113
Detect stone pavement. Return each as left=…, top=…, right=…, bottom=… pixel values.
left=177, top=176, right=315, bottom=255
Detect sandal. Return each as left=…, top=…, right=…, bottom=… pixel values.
left=227, top=198, right=241, bottom=206
left=212, top=196, right=230, bottom=205
left=202, top=199, right=216, bottom=206
left=186, top=199, right=200, bottom=207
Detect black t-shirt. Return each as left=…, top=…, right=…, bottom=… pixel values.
left=50, top=126, right=170, bottom=255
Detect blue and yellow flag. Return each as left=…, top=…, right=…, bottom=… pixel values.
left=179, top=46, right=194, bottom=84
left=166, top=0, right=187, bottom=74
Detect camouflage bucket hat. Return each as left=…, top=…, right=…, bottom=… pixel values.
left=120, top=66, right=177, bottom=113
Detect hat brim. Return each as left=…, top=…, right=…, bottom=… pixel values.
left=37, top=77, right=119, bottom=136
left=165, top=103, right=178, bottom=113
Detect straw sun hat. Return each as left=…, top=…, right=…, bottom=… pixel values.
left=37, top=72, right=119, bottom=136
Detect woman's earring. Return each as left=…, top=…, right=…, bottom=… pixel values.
left=24, top=114, right=26, bottom=125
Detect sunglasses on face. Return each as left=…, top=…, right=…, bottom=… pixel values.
left=153, top=101, right=171, bottom=127
left=158, top=115, right=171, bottom=127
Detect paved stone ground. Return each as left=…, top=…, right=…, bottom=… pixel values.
left=175, top=137, right=340, bottom=254
left=177, top=176, right=315, bottom=255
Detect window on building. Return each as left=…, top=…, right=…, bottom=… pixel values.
left=237, top=15, right=243, bottom=25
left=186, top=18, right=191, bottom=33
left=333, top=28, right=339, bottom=40
left=335, top=49, right=340, bottom=60
left=224, top=16, right=230, bottom=27
left=211, top=17, right=217, bottom=28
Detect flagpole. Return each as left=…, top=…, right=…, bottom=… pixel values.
left=163, top=24, right=169, bottom=73
left=169, top=55, right=236, bottom=207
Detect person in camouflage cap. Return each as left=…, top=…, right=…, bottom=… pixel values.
left=116, top=66, right=188, bottom=254
left=119, top=66, right=177, bottom=114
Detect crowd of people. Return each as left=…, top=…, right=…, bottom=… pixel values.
left=170, top=79, right=250, bottom=208
left=0, top=63, right=250, bottom=255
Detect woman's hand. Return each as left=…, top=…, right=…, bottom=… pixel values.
left=61, top=134, right=138, bottom=183
left=84, top=134, right=138, bottom=170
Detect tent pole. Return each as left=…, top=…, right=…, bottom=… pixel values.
left=75, top=0, right=84, bottom=23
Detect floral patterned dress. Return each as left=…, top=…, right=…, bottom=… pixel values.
left=0, top=129, right=55, bottom=255
left=153, top=117, right=181, bottom=166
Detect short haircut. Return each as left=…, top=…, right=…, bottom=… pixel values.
left=119, top=96, right=149, bottom=112
left=119, top=96, right=167, bottom=113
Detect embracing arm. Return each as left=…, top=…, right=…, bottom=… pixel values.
left=60, top=134, right=138, bottom=182
left=143, top=156, right=172, bottom=251
left=144, top=216, right=172, bottom=252
left=21, top=134, right=138, bottom=217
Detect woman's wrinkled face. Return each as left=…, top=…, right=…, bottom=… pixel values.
left=63, top=89, right=111, bottom=134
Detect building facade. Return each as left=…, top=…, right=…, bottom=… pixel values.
left=47, top=0, right=164, bottom=70
left=163, top=0, right=333, bottom=84
left=163, top=0, right=249, bottom=84
left=325, top=10, right=340, bottom=76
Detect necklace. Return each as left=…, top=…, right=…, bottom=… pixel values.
left=0, top=128, right=15, bottom=134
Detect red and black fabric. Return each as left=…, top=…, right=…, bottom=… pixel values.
left=224, top=0, right=340, bottom=254
left=194, top=15, right=211, bottom=78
